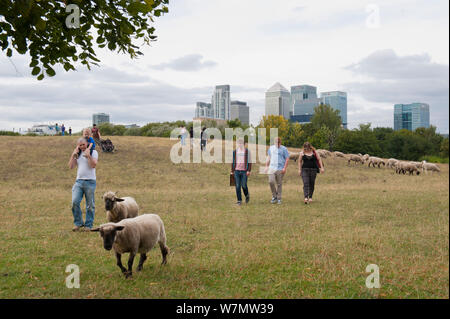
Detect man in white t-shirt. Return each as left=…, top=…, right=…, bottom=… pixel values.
left=68, top=137, right=99, bottom=231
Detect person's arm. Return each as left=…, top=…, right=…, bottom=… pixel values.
left=97, top=130, right=102, bottom=140
left=264, top=148, right=271, bottom=173
left=317, top=152, right=324, bottom=173
left=298, top=152, right=303, bottom=175
left=68, top=147, right=79, bottom=169
left=84, top=149, right=98, bottom=168
left=281, top=156, right=289, bottom=174
left=246, top=149, right=251, bottom=176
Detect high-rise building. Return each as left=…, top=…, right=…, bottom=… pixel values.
left=320, top=91, right=348, bottom=128
left=394, top=103, right=430, bottom=131
left=212, top=85, right=231, bottom=120
left=230, top=101, right=250, bottom=125
left=291, top=85, right=322, bottom=123
left=92, top=113, right=110, bottom=126
left=265, top=82, right=291, bottom=119
left=195, top=102, right=213, bottom=118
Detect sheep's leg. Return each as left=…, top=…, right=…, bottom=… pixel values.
left=115, top=252, right=127, bottom=274
left=137, top=253, right=147, bottom=271
left=126, top=252, right=136, bottom=278
left=160, top=243, right=169, bottom=265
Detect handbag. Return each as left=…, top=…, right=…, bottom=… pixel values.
left=230, top=172, right=236, bottom=186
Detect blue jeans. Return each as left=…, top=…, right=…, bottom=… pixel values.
left=181, top=134, right=186, bottom=145
left=234, top=170, right=249, bottom=202
left=72, top=179, right=96, bottom=228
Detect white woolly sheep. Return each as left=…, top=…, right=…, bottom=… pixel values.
left=386, top=158, right=398, bottom=169
left=334, top=151, right=345, bottom=158
left=289, top=152, right=300, bottom=162
left=103, top=191, right=139, bottom=223
left=91, top=214, right=169, bottom=278
left=362, top=154, right=370, bottom=162
left=367, top=156, right=386, bottom=168
left=347, top=154, right=365, bottom=165
left=421, top=161, right=441, bottom=174
left=396, top=161, right=420, bottom=175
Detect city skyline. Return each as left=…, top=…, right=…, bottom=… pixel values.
left=0, top=0, right=448, bottom=133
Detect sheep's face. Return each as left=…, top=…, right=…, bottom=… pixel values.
left=102, top=192, right=125, bottom=211
left=91, top=225, right=125, bottom=250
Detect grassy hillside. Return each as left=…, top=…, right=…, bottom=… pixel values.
left=0, top=136, right=448, bottom=298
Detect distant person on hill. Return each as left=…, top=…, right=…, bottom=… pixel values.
left=201, top=127, right=207, bottom=151
left=298, top=142, right=324, bottom=204
left=82, top=128, right=96, bottom=155
left=61, top=124, right=66, bottom=136
left=69, top=127, right=72, bottom=136
left=91, top=124, right=102, bottom=144
left=180, top=125, right=187, bottom=146
left=264, top=137, right=289, bottom=204
left=68, top=137, right=99, bottom=231
left=189, top=126, right=194, bottom=146
left=231, top=138, right=252, bottom=206
left=55, top=123, right=59, bottom=135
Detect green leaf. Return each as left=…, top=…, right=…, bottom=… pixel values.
left=6, top=48, right=12, bottom=57
left=32, top=66, right=40, bottom=76
left=37, top=74, right=44, bottom=81
left=46, top=66, right=56, bottom=77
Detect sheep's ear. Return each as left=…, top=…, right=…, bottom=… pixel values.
left=91, top=227, right=100, bottom=232
left=115, top=226, right=125, bottom=231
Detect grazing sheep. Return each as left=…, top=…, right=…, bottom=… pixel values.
left=367, top=156, right=386, bottom=168
left=317, top=149, right=331, bottom=158
left=409, top=161, right=423, bottom=170
left=386, top=158, right=398, bottom=169
left=91, top=214, right=169, bottom=278
left=333, top=151, right=345, bottom=158
left=396, top=161, right=420, bottom=175
left=289, top=152, right=300, bottom=162
left=103, top=191, right=139, bottom=223
left=362, top=154, right=370, bottom=162
left=347, top=154, right=365, bottom=165
left=421, top=161, right=441, bottom=174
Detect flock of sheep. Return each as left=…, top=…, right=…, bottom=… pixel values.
left=90, top=191, right=169, bottom=278
left=290, top=149, right=441, bottom=176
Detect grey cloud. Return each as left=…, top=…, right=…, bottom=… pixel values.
left=149, top=54, right=217, bottom=71
left=344, top=49, right=449, bottom=133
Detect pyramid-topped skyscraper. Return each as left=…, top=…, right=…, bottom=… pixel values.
left=265, top=82, right=291, bottom=119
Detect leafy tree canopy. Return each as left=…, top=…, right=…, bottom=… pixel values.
left=0, top=0, right=169, bottom=80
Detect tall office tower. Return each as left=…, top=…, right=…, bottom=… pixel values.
left=394, top=103, right=430, bottom=131
left=230, top=100, right=250, bottom=125
left=212, top=85, right=231, bottom=120
left=265, top=82, right=291, bottom=119
left=290, top=85, right=322, bottom=123
left=92, top=113, right=110, bottom=125
left=320, top=91, right=348, bottom=128
left=195, top=102, right=213, bottom=118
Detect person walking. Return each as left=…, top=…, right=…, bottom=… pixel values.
left=91, top=123, right=102, bottom=145
left=201, top=127, right=207, bottom=151
left=68, top=137, right=99, bottom=231
left=69, top=127, right=72, bottom=136
left=180, top=125, right=187, bottom=146
left=61, top=124, right=66, bottom=136
left=189, top=126, right=194, bottom=146
left=265, top=137, right=289, bottom=204
left=298, top=142, right=324, bottom=204
left=55, top=123, right=59, bottom=135
left=231, top=138, right=252, bottom=206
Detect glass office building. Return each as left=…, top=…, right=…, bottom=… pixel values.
left=212, top=85, right=231, bottom=120
left=291, top=85, right=322, bottom=119
left=320, top=91, right=348, bottom=128
left=195, top=102, right=213, bottom=118
left=230, top=101, right=250, bottom=125
left=92, top=113, right=110, bottom=126
left=265, top=82, right=291, bottom=119
left=394, top=103, right=430, bottom=131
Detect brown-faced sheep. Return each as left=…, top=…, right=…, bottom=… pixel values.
left=347, top=154, right=365, bottom=165
left=91, top=214, right=169, bottom=278
left=103, top=191, right=139, bottom=223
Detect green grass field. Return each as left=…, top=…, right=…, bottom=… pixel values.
left=0, top=136, right=448, bottom=298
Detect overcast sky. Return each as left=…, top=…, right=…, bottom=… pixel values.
left=0, top=0, right=448, bottom=133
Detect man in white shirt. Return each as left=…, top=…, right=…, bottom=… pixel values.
left=264, top=137, right=290, bottom=204
left=68, top=137, right=99, bottom=231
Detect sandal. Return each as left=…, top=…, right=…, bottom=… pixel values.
left=304, top=198, right=308, bottom=204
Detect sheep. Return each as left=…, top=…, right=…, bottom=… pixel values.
left=386, top=158, right=398, bottom=169
left=409, top=161, right=423, bottom=170
left=317, top=149, right=331, bottom=158
left=289, top=152, right=300, bottom=162
left=362, top=154, right=370, bottom=162
left=347, top=154, right=365, bottom=165
left=396, top=161, right=420, bottom=175
left=367, top=156, right=386, bottom=168
left=91, top=214, right=169, bottom=278
left=421, top=161, right=441, bottom=174
left=102, top=191, right=139, bottom=223
left=333, top=151, right=345, bottom=158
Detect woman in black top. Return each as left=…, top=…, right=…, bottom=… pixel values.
left=298, top=142, right=324, bottom=204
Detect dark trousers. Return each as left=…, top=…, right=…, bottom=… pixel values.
left=301, top=168, right=317, bottom=199
left=234, top=170, right=249, bottom=202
